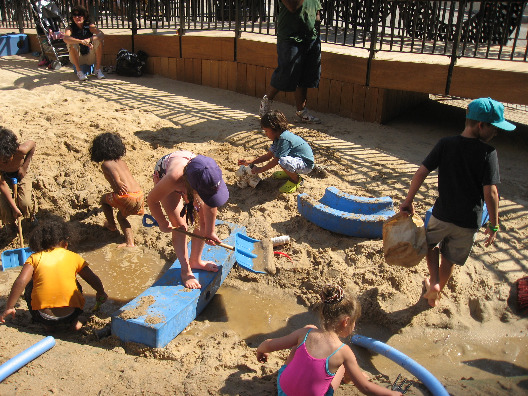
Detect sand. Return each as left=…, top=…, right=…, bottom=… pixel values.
left=0, top=54, right=527, bottom=395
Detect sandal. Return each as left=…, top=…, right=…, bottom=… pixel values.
left=279, top=177, right=303, bottom=194
left=272, top=170, right=289, bottom=180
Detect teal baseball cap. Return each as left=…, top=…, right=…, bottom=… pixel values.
left=467, top=97, right=516, bottom=131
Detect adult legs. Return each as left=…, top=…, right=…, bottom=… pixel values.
left=68, top=45, right=82, bottom=73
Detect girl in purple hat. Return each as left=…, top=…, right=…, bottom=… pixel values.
left=147, top=151, right=229, bottom=289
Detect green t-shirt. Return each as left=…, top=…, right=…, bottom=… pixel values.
left=276, top=0, right=322, bottom=43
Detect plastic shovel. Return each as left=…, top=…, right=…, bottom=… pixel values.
left=1, top=179, right=33, bottom=271
left=142, top=214, right=266, bottom=274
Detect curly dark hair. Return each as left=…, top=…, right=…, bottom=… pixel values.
left=314, top=284, right=361, bottom=332
left=28, top=217, right=78, bottom=252
left=69, top=5, right=91, bottom=25
left=0, top=127, right=20, bottom=160
left=90, top=133, right=126, bottom=162
left=261, top=110, right=288, bottom=133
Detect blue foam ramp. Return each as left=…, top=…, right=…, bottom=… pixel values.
left=1, top=248, right=33, bottom=271
left=111, top=220, right=242, bottom=348
left=424, top=203, right=489, bottom=229
left=297, top=186, right=395, bottom=238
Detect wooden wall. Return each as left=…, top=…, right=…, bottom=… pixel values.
left=38, top=32, right=528, bottom=122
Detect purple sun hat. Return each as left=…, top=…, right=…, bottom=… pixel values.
left=185, top=155, right=229, bottom=207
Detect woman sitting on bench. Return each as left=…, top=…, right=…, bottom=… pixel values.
left=63, top=5, right=104, bottom=81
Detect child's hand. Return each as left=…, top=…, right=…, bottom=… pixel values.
left=398, top=200, right=414, bottom=216
left=117, top=181, right=128, bottom=195
left=238, top=159, right=249, bottom=166
left=158, top=220, right=174, bottom=233
left=0, top=308, right=16, bottom=323
left=12, top=207, right=23, bottom=218
left=256, top=350, right=269, bottom=363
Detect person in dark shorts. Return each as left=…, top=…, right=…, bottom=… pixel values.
left=259, top=0, right=322, bottom=124
left=399, top=97, right=516, bottom=307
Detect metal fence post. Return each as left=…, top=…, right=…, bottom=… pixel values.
left=445, top=0, right=467, bottom=95
left=365, top=0, right=380, bottom=87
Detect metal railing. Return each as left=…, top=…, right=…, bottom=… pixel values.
left=2, top=0, right=527, bottom=62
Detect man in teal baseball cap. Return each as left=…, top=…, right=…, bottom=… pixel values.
left=399, top=97, right=515, bottom=307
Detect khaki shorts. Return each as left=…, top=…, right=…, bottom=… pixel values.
left=68, top=39, right=101, bottom=66
left=426, top=215, right=477, bottom=265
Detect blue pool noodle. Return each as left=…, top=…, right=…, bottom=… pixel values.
left=0, top=336, right=55, bottom=382
left=351, top=334, right=449, bottom=396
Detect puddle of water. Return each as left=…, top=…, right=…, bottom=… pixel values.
left=187, top=285, right=317, bottom=342
left=78, top=244, right=168, bottom=303
left=354, top=325, right=528, bottom=383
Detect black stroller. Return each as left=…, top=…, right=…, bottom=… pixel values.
left=28, top=0, right=70, bottom=67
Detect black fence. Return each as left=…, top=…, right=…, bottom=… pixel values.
left=2, top=0, right=527, bottom=61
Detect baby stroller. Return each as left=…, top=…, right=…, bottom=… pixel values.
left=28, top=0, right=69, bottom=67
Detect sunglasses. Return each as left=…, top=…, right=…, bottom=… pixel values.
left=72, top=13, right=83, bottom=17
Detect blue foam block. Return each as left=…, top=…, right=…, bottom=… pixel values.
left=111, top=220, right=243, bottom=348
left=0, top=34, right=29, bottom=56
left=1, top=248, right=33, bottom=271
left=297, top=186, right=395, bottom=238
left=424, top=203, right=489, bottom=229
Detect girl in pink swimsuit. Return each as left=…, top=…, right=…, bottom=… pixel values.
left=256, top=284, right=403, bottom=396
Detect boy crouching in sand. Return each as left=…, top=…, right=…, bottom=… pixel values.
left=90, top=133, right=144, bottom=247
left=0, top=127, right=36, bottom=232
left=0, top=218, right=107, bottom=332
left=238, top=110, right=314, bottom=194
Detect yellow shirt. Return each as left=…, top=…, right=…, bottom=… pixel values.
left=27, top=247, right=87, bottom=310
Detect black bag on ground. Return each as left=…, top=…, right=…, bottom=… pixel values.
left=116, top=49, right=148, bottom=77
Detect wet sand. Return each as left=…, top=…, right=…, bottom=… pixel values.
left=0, top=54, right=527, bottom=395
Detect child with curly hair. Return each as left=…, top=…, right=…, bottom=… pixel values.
left=0, top=127, right=36, bottom=232
left=238, top=110, right=314, bottom=194
left=90, top=133, right=144, bottom=247
left=0, top=217, right=107, bottom=331
left=256, top=284, right=402, bottom=396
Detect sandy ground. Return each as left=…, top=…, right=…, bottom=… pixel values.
left=0, top=54, right=527, bottom=395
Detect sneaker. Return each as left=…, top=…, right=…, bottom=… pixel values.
left=77, top=71, right=88, bottom=81
left=272, top=170, right=289, bottom=180
left=279, top=177, right=303, bottom=194
left=95, top=69, right=105, bottom=79
left=295, top=108, right=321, bottom=124
left=259, top=95, right=273, bottom=117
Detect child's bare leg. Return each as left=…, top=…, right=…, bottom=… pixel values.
left=189, top=232, right=219, bottom=272
left=172, top=228, right=201, bottom=289
left=424, top=246, right=441, bottom=306
left=116, top=212, right=134, bottom=247
left=280, top=166, right=300, bottom=183
left=438, top=256, right=455, bottom=293
left=101, top=196, right=117, bottom=231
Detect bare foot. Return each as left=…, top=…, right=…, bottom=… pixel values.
left=118, top=242, right=135, bottom=248
left=190, top=260, right=219, bottom=272
left=71, top=320, right=83, bottom=331
left=104, top=221, right=117, bottom=231
left=182, top=272, right=201, bottom=289
left=423, top=278, right=441, bottom=307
